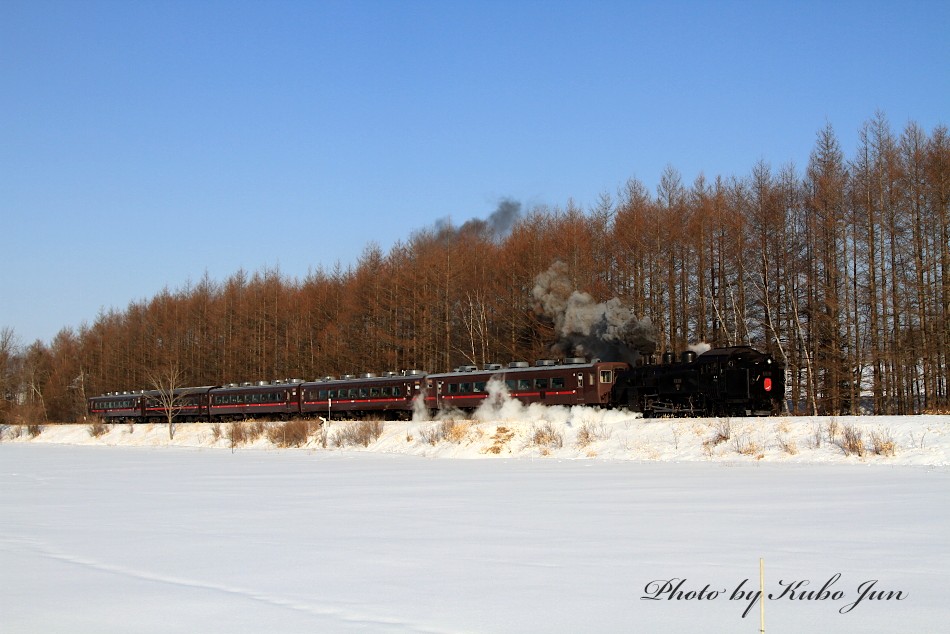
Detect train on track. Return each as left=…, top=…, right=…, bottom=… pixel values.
left=88, top=345, right=784, bottom=422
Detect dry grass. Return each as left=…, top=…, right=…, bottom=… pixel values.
left=702, top=418, right=732, bottom=453
left=418, top=420, right=472, bottom=446
left=837, top=424, right=865, bottom=457
left=869, top=427, right=897, bottom=457
left=227, top=420, right=267, bottom=448
left=210, top=422, right=222, bottom=442
left=445, top=420, right=471, bottom=443
left=776, top=434, right=799, bottom=455
left=332, top=420, right=384, bottom=447
left=228, top=422, right=249, bottom=447
left=419, top=422, right=447, bottom=445
left=266, top=420, right=312, bottom=448
left=825, top=418, right=841, bottom=444
left=576, top=421, right=610, bottom=448
left=87, top=420, right=109, bottom=438
left=529, top=422, right=563, bottom=450
left=482, top=426, right=514, bottom=455
left=733, top=433, right=762, bottom=456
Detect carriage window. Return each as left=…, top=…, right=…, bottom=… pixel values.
left=318, top=390, right=327, bottom=399
left=600, top=370, right=613, bottom=383
left=448, top=383, right=458, bottom=394
left=552, top=377, right=565, bottom=389
left=506, top=380, right=516, bottom=391
left=393, top=387, right=401, bottom=397
left=460, top=383, right=472, bottom=393
left=518, top=379, right=531, bottom=390
left=381, top=387, right=391, bottom=397
left=370, top=388, right=380, bottom=397
left=474, top=382, right=486, bottom=393
left=535, top=378, right=549, bottom=389
left=349, top=388, right=358, bottom=398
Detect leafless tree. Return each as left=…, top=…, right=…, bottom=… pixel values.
left=146, top=364, right=187, bottom=440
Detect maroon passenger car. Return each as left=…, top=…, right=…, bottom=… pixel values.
left=423, top=358, right=630, bottom=412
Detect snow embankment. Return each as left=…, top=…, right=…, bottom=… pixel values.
left=5, top=409, right=949, bottom=466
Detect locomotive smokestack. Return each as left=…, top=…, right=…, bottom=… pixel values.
left=532, top=261, right=657, bottom=364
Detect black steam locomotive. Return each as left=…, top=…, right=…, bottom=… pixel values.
left=611, top=346, right=784, bottom=417
left=88, top=346, right=785, bottom=422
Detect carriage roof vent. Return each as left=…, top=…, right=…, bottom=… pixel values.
left=241, top=382, right=253, bottom=386
left=403, top=369, right=424, bottom=376
left=535, top=359, right=556, bottom=366
left=383, top=371, right=398, bottom=377
left=257, top=381, right=270, bottom=386
left=508, top=361, right=529, bottom=368
left=360, top=373, right=377, bottom=379
left=483, top=363, right=502, bottom=371
left=321, top=376, right=335, bottom=382
left=460, top=365, right=478, bottom=372
left=340, top=374, right=355, bottom=380
left=564, top=357, right=587, bottom=364
left=228, top=383, right=239, bottom=387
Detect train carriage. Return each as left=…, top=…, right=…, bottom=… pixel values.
left=209, top=381, right=303, bottom=421
left=424, top=358, right=630, bottom=412
left=142, top=386, right=217, bottom=422
left=300, top=371, right=425, bottom=419
left=88, top=392, right=144, bottom=422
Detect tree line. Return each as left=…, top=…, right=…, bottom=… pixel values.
left=2, top=113, right=947, bottom=422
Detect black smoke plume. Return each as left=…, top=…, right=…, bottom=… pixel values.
left=434, top=198, right=522, bottom=241
left=532, top=261, right=657, bottom=364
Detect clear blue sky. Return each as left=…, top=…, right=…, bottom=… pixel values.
left=2, top=0, right=947, bottom=346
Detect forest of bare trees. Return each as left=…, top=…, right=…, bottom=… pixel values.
left=2, top=114, right=948, bottom=422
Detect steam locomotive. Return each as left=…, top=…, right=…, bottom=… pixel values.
left=87, top=345, right=785, bottom=422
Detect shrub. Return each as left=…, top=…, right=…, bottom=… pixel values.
left=87, top=420, right=108, bottom=438
left=837, top=424, right=865, bottom=457
left=825, top=418, right=841, bottom=444
left=529, top=422, right=563, bottom=450
left=776, top=434, right=798, bottom=455
left=703, top=419, right=732, bottom=453
left=576, top=421, right=610, bottom=448
left=267, top=420, right=311, bottom=448
left=332, top=420, right=384, bottom=447
left=482, top=426, right=514, bottom=454
left=444, top=420, right=471, bottom=443
left=228, top=422, right=249, bottom=448
left=420, top=422, right=448, bottom=445
left=27, top=424, right=44, bottom=438
left=210, top=422, right=222, bottom=442
left=247, top=420, right=266, bottom=442
left=869, top=427, right=896, bottom=457
left=733, top=432, right=762, bottom=456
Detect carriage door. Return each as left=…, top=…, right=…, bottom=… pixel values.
left=576, top=373, right=586, bottom=404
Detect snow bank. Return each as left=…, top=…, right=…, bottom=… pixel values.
left=6, top=410, right=949, bottom=466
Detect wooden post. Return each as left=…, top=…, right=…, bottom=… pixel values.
left=759, top=557, right=765, bottom=633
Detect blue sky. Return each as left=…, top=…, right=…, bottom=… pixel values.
left=2, top=0, right=947, bottom=345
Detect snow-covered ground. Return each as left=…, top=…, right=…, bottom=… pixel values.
left=2, top=410, right=948, bottom=632
left=4, top=408, right=949, bottom=466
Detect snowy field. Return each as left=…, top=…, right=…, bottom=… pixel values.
left=2, top=411, right=949, bottom=632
